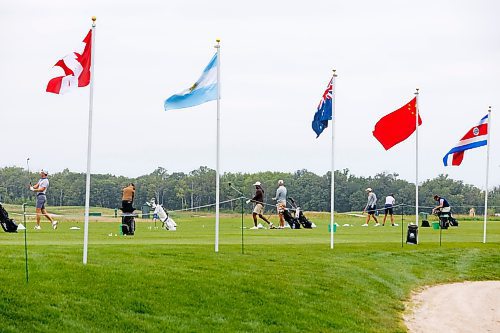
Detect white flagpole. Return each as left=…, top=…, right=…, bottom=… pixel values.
left=215, top=39, right=221, bottom=253
left=83, top=16, right=97, bottom=265
left=415, top=88, right=419, bottom=226
left=330, top=70, right=337, bottom=249
left=483, top=106, right=492, bottom=243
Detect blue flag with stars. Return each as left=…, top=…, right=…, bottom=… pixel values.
left=312, top=77, right=333, bottom=138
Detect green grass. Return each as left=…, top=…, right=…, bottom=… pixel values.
left=1, top=207, right=499, bottom=332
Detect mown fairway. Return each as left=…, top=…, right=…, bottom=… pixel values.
left=1, top=205, right=499, bottom=332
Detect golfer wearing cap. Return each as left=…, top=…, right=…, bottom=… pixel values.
left=272, top=180, right=287, bottom=229
left=246, top=181, right=274, bottom=229
left=362, top=188, right=380, bottom=227
left=30, top=169, right=58, bottom=230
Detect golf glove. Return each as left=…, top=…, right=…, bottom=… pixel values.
left=246, top=200, right=250, bottom=204
left=29, top=186, right=34, bottom=191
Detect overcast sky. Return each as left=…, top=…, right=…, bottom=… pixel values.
left=1, top=0, right=499, bottom=188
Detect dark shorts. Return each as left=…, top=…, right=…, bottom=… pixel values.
left=36, top=194, right=46, bottom=209
left=384, top=204, right=393, bottom=215
left=121, top=200, right=134, bottom=213
left=367, top=205, right=376, bottom=215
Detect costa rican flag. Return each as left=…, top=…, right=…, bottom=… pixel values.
left=443, top=114, right=489, bottom=166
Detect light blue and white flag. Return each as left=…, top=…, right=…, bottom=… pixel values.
left=164, top=53, right=218, bottom=111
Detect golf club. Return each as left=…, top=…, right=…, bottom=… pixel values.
left=26, top=158, right=31, bottom=185
left=228, top=182, right=244, bottom=196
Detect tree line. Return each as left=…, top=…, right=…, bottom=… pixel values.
left=0, top=166, right=499, bottom=214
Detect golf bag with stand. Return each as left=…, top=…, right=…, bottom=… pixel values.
left=435, top=209, right=458, bottom=229
left=120, top=205, right=135, bottom=235
left=282, top=208, right=301, bottom=229
left=0, top=203, right=18, bottom=233
left=148, top=199, right=176, bottom=231
left=288, top=197, right=314, bottom=229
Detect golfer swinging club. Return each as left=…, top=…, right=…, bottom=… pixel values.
left=30, top=169, right=58, bottom=230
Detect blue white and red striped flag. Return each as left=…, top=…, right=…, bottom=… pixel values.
left=311, top=77, right=333, bottom=138
left=443, top=114, right=489, bottom=166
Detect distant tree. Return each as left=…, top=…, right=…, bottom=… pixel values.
left=1, top=166, right=498, bottom=214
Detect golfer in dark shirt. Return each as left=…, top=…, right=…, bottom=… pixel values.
left=246, top=181, right=274, bottom=229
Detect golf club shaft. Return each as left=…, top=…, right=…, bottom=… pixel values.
left=229, top=183, right=244, bottom=196
left=26, top=158, right=31, bottom=185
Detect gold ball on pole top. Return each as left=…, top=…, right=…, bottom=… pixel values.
left=92, top=16, right=96, bottom=22
left=216, top=39, right=221, bottom=43
left=332, top=69, right=337, bottom=77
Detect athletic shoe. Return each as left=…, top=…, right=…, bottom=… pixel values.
left=374, top=223, right=381, bottom=227
left=392, top=223, right=399, bottom=227
left=361, top=223, right=369, bottom=227
left=34, top=225, right=41, bottom=230
left=52, top=221, right=58, bottom=230
left=250, top=226, right=258, bottom=230
left=269, top=223, right=276, bottom=229
left=257, top=223, right=265, bottom=229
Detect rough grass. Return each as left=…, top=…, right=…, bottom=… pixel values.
left=1, top=207, right=499, bottom=332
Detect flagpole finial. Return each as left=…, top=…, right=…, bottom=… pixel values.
left=215, top=39, right=220, bottom=49
left=91, top=16, right=96, bottom=27
left=332, top=69, right=337, bottom=77
left=415, top=88, right=419, bottom=95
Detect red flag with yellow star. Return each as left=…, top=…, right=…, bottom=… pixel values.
left=372, top=97, right=422, bottom=150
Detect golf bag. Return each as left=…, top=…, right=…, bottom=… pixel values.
left=282, top=208, right=301, bottom=229
left=406, top=224, right=418, bottom=244
left=120, top=204, right=135, bottom=235
left=288, top=197, right=314, bottom=229
left=148, top=199, right=177, bottom=231
left=0, top=203, right=18, bottom=233
left=435, top=210, right=458, bottom=229
left=121, top=214, right=135, bottom=235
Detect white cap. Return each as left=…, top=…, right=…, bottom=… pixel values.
left=365, top=187, right=372, bottom=192
left=253, top=181, right=261, bottom=186
left=40, top=169, right=48, bottom=175
left=278, top=180, right=284, bottom=185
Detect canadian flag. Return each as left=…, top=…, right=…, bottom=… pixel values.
left=46, top=30, right=92, bottom=94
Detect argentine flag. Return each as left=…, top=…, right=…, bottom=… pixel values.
left=164, top=53, right=218, bottom=111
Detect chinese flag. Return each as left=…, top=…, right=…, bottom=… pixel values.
left=372, top=97, right=422, bottom=150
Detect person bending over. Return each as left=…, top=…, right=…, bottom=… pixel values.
left=432, top=195, right=451, bottom=215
